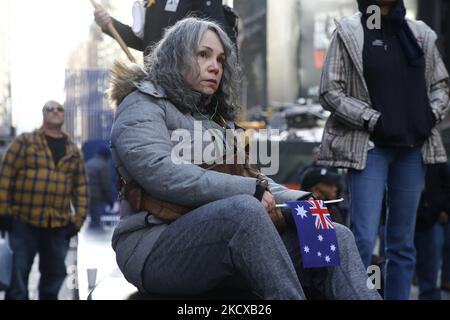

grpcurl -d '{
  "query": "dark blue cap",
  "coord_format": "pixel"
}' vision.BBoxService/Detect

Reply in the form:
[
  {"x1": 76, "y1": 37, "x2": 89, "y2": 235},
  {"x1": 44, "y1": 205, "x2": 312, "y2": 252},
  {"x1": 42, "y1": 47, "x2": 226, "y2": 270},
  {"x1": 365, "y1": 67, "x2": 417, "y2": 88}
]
[
  {"x1": 97, "y1": 143, "x2": 111, "y2": 158},
  {"x1": 301, "y1": 167, "x2": 341, "y2": 190}
]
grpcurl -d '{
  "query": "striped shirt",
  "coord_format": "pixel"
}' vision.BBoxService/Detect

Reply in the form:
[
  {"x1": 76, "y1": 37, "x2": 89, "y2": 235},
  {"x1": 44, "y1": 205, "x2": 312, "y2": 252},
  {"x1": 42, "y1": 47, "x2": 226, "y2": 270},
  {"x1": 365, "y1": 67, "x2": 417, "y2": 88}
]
[{"x1": 0, "y1": 127, "x2": 88, "y2": 229}]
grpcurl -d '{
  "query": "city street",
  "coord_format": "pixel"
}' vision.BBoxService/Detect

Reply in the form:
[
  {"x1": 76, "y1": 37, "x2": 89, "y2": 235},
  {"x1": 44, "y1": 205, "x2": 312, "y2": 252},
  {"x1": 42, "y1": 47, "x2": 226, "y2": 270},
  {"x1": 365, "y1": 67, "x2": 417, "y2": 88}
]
[
  {"x1": 0, "y1": 0, "x2": 450, "y2": 302},
  {"x1": 76, "y1": 221, "x2": 120, "y2": 300},
  {"x1": 0, "y1": 237, "x2": 77, "y2": 300},
  {"x1": 0, "y1": 216, "x2": 121, "y2": 300}
]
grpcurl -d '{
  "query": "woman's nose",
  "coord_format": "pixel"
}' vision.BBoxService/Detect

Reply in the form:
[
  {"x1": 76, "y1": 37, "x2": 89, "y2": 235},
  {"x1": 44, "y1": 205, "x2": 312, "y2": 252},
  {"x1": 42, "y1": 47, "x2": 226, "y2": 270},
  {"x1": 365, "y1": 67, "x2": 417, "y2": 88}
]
[{"x1": 208, "y1": 60, "x2": 220, "y2": 73}]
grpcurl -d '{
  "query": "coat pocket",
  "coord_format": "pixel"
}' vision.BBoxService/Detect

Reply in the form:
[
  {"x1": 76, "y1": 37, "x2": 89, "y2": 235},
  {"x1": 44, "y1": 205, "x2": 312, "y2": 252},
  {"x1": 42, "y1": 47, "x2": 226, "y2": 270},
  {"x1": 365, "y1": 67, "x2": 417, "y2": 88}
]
[{"x1": 326, "y1": 127, "x2": 354, "y2": 162}]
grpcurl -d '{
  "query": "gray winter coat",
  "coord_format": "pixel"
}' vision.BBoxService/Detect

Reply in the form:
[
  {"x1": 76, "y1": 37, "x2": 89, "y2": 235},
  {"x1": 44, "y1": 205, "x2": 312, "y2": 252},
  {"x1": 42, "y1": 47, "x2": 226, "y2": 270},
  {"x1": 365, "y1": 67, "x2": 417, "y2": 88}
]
[
  {"x1": 109, "y1": 77, "x2": 310, "y2": 292},
  {"x1": 318, "y1": 13, "x2": 450, "y2": 170}
]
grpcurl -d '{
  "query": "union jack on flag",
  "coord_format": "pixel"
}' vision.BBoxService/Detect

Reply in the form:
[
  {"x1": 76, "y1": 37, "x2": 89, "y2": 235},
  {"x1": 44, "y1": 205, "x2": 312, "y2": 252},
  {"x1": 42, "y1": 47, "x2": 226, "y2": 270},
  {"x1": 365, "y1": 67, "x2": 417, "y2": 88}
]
[
  {"x1": 287, "y1": 200, "x2": 340, "y2": 268},
  {"x1": 309, "y1": 200, "x2": 334, "y2": 230}
]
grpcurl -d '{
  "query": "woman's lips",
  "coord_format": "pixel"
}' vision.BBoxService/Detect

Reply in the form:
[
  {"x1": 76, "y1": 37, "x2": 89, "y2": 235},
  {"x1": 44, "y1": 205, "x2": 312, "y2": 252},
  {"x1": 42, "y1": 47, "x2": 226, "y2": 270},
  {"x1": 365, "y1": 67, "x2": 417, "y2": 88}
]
[{"x1": 203, "y1": 79, "x2": 218, "y2": 88}]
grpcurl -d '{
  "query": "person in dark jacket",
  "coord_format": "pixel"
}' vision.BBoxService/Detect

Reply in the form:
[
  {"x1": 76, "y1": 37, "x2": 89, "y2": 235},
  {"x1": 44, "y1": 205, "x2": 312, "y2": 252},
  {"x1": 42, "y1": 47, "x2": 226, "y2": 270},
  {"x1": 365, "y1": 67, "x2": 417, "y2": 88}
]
[
  {"x1": 318, "y1": 0, "x2": 449, "y2": 299},
  {"x1": 414, "y1": 163, "x2": 450, "y2": 299},
  {"x1": 300, "y1": 166, "x2": 347, "y2": 225},
  {"x1": 297, "y1": 148, "x2": 349, "y2": 226},
  {"x1": 94, "y1": 0, "x2": 239, "y2": 57},
  {"x1": 85, "y1": 143, "x2": 113, "y2": 229}
]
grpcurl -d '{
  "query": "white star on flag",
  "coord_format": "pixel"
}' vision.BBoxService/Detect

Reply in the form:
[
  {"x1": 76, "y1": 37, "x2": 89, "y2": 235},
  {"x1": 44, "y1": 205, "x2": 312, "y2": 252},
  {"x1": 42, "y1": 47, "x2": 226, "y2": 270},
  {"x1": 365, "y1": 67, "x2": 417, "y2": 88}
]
[
  {"x1": 304, "y1": 246, "x2": 310, "y2": 254},
  {"x1": 325, "y1": 256, "x2": 331, "y2": 263},
  {"x1": 318, "y1": 234, "x2": 324, "y2": 242},
  {"x1": 295, "y1": 205, "x2": 308, "y2": 219},
  {"x1": 317, "y1": 251, "x2": 322, "y2": 257},
  {"x1": 330, "y1": 244, "x2": 336, "y2": 252}
]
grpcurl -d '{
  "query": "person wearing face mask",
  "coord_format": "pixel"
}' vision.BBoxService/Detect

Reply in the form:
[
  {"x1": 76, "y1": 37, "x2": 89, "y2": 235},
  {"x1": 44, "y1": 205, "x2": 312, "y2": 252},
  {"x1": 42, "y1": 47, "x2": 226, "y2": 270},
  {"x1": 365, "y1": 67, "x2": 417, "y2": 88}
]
[
  {"x1": 107, "y1": 17, "x2": 381, "y2": 300},
  {"x1": 318, "y1": 0, "x2": 450, "y2": 299}
]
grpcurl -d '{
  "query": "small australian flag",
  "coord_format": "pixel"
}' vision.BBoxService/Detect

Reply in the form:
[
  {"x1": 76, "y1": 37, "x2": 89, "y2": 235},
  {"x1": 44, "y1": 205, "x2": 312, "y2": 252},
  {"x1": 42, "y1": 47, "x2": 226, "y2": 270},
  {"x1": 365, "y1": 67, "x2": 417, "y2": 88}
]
[{"x1": 287, "y1": 200, "x2": 340, "y2": 268}]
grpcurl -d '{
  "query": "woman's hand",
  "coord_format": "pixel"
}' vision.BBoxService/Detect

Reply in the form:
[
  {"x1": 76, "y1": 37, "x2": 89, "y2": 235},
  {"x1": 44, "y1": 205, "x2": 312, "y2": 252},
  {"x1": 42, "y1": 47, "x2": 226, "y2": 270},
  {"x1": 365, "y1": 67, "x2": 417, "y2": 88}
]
[
  {"x1": 260, "y1": 191, "x2": 286, "y2": 232},
  {"x1": 268, "y1": 207, "x2": 287, "y2": 232},
  {"x1": 94, "y1": 8, "x2": 112, "y2": 29},
  {"x1": 261, "y1": 191, "x2": 276, "y2": 213}
]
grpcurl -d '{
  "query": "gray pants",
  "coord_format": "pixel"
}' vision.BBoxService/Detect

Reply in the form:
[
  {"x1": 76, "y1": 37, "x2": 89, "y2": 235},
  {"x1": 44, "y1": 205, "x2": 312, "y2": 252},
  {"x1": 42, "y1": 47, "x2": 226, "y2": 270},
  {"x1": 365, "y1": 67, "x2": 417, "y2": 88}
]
[{"x1": 142, "y1": 195, "x2": 381, "y2": 300}]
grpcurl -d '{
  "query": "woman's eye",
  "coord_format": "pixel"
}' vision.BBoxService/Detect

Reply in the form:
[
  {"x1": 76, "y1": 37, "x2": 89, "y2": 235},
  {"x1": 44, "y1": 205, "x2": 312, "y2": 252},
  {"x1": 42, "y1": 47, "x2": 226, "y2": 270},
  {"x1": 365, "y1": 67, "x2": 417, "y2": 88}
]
[
  {"x1": 199, "y1": 51, "x2": 208, "y2": 58},
  {"x1": 218, "y1": 57, "x2": 225, "y2": 64}
]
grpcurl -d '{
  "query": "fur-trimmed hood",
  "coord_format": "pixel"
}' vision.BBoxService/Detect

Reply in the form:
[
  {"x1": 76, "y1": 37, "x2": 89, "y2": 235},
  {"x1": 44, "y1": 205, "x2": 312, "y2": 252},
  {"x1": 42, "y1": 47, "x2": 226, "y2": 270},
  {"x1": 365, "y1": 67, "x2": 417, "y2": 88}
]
[
  {"x1": 107, "y1": 61, "x2": 148, "y2": 107},
  {"x1": 108, "y1": 60, "x2": 239, "y2": 121}
]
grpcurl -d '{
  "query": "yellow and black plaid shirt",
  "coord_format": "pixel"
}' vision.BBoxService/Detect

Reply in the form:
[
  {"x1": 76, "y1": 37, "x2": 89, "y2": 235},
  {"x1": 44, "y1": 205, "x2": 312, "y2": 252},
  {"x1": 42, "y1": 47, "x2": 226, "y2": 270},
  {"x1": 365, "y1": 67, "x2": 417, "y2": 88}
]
[{"x1": 0, "y1": 128, "x2": 88, "y2": 229}]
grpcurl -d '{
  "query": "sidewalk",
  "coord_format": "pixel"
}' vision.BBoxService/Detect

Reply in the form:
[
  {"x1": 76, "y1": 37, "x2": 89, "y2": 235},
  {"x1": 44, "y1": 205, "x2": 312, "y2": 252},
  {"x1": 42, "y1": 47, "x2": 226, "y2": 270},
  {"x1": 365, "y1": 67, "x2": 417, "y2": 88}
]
[{"x1": 76, "y1": 223, "x2": 118, "y2": 300}]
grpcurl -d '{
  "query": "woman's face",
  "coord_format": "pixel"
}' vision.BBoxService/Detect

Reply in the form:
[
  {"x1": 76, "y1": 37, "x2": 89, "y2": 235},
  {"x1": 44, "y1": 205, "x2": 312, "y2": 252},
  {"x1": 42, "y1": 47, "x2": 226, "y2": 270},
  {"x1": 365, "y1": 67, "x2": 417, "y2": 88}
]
[{"x1": 186, "y1": 30, "x2": 225, "y2": 96}]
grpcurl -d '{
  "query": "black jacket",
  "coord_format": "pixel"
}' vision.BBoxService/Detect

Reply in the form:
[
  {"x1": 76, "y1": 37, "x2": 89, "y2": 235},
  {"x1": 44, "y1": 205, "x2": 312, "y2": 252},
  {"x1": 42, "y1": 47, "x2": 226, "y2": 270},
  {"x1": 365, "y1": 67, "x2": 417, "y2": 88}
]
[
  {"x1": 104, "y1": 0, "x2": 238, "y2": 56},
  {"x1": 416, "y1": 163, "x2": 450, "y2": 231},
  {"x1": 362, "y1": 17, "x2": 435, "y2": 148}
]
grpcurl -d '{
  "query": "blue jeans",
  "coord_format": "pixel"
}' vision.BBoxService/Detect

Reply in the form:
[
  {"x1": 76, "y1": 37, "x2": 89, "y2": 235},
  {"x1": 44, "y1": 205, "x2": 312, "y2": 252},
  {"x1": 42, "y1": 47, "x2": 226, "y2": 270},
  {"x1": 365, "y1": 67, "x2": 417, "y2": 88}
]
[
  {"x1": 89, "y1": 200, "x2": 106, "y2": 228},
  {"x1": 5, "y1": 220, "x2": 70, "y2": 300},
  {"x1": 348, "y1": 146, "x2": 424, "y2": 300}
]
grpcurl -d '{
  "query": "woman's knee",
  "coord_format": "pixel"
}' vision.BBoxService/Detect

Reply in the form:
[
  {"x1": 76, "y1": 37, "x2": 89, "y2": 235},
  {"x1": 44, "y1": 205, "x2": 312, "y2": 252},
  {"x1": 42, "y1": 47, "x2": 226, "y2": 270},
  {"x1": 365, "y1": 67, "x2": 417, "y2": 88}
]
[
  {"x1": 229, "y1": 195, "x2": 269, "y2": 220},
  {"x1": 213, "y1": 195, "x2": 274, "y2": 233}
]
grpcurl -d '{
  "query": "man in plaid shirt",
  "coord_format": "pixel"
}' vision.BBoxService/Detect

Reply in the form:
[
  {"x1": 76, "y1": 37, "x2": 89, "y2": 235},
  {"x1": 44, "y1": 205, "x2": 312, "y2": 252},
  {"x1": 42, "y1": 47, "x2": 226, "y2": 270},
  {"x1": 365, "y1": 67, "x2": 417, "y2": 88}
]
[{"x1": 0, "y1": 100, "x2": 88, "y2": 300}]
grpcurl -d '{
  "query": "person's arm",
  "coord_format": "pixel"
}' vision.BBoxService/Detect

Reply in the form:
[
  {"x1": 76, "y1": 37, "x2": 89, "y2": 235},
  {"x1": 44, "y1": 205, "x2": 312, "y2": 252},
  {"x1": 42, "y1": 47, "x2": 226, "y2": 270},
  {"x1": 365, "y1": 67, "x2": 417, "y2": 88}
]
[
  {"x1": 71, "y1": 152, "x2": 89, "y2": 231},
  {"x1": 94, "y1": 8, "x2": 144, "y2": 52},
  {"x1": 0, "y1": 135, "x2": 26, "y2": 217},
  {"x1": 266, "y1": 178, "x2": 311, "y2": 204},
  {"x1": 112, "y1": 97, "x2": 258, "y2": 208},
  {"x1": 265, "y1": 177, "x2": 312, "y2": 230},
  {"x1": 319, "y1": 30, "x2": 381, "y2": 132},
  {"x1": 427, "y1": 31, "x2": 450, "y2": 126},
  {"x1": 106, "y1": 18, "x2": 145, "y2": 52}
]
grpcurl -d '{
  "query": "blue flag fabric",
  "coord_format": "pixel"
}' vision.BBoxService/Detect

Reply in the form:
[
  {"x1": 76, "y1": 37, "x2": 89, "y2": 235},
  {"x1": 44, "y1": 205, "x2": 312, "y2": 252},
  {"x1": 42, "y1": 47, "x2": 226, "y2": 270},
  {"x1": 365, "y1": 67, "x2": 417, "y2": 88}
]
[{"x1": 287, "y1": 200, "x2": 341, "y2": 268}]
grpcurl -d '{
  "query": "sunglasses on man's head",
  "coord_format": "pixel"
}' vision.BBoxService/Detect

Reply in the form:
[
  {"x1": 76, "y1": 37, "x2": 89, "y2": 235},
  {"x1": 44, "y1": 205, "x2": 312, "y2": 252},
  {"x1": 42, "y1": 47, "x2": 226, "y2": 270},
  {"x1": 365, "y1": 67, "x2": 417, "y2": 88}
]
[{"x1": 44, "y1": 106, "x2": 64, "y2": 113}]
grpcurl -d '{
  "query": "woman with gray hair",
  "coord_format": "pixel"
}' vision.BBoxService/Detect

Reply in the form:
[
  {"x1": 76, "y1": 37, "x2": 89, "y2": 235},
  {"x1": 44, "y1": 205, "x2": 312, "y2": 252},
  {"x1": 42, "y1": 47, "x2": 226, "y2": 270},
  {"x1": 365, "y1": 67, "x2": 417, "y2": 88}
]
[{"x1": 109, "y1": 17, "x2": 380, "y2": 300}]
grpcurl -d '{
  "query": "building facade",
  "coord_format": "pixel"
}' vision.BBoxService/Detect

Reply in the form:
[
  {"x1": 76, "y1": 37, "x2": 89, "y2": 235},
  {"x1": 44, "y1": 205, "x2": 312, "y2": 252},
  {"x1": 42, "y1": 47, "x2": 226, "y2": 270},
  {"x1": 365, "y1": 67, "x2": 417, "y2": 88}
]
[
  {"x1": 64, "y1": 0, "x2": 139, "y2": 146},
  {"x1": 0, "y1": 0, "x2": 14, "y2": 158},
  {"x1": 64, "y1": 69, "x2": 113, "y2": 146}
]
